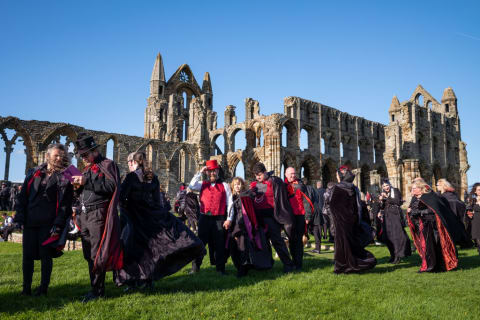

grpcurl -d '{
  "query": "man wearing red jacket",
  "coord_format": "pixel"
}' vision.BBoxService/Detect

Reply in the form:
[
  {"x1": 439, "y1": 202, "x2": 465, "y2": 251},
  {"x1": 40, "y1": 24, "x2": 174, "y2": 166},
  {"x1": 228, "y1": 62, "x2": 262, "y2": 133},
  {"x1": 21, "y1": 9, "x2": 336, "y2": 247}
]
[
  {"x1": 188, "y1": 160, "x2": 233, "y2": 275},
  {"x1": 285, "y1": 167, "x2": 313, "y2": 270}
]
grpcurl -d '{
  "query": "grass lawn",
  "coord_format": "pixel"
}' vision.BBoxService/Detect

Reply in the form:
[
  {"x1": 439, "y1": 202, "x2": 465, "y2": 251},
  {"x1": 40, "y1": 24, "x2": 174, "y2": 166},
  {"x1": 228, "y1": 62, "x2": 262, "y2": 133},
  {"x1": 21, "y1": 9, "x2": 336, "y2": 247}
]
[{"x1": 1, "y1": 238, "x2": 480, "y2": 320}]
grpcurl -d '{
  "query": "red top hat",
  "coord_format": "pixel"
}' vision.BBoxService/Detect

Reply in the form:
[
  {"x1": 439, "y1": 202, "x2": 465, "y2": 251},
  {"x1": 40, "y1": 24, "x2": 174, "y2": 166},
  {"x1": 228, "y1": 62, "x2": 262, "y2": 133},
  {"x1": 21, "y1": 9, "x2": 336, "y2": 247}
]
[{"x1": 206, "y1": 160, "x2": 220, "y2": 170}]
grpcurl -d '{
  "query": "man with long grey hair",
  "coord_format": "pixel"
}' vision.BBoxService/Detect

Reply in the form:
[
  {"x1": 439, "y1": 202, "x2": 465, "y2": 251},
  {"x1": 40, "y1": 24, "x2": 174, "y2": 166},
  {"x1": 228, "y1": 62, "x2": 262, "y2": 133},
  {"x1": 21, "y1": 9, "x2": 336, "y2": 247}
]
[{"x1": 14, "y1": 143, "x2": 74, "y2": 296}]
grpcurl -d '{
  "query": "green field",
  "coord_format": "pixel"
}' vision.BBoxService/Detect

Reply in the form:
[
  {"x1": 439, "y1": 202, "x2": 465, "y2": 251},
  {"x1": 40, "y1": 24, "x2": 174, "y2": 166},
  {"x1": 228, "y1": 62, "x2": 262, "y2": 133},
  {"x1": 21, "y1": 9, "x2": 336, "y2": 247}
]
[{"x1": 1, "y1": 238, "x2": 479, "y2": 320}]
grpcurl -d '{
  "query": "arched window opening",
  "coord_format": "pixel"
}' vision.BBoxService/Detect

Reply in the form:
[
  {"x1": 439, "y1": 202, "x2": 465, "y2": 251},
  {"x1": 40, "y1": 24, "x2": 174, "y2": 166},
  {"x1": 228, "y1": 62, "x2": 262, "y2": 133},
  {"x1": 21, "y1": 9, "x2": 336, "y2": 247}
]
[
  {"x1": 183, "y1": 120, "x2": 188, "y2": 141},
  {"x1": 391, "y1": 115, "x2": 395, "y2": 122},
  {"x1": 183, "y1": 92, "x2": 188, "y2": 109},
  {"x1": 373, "y1": 146, "x2": 376, "y2": 163},
  {"x1": 426, "y1": 101, "x2": 432, "y2": 109},
  {"x1": 281, "y1": 126, "x2": 287, "y2": 148},
  {"x1": 357, "y1": 146, "x2": 361, "y2": 161},
  {"x1": 0, "y1": 128, "x2": 27, "y2": 182},
  {"x1": 340, "y1": 142, "x2": 344, "y2": 158},
  {"x1": 106, "y1": 139, "x2": 114, "y2": 161},
  {"x1": 321, "y1": 138, "x2": 325, "y2": 154},
  {"x1": 257, "y1": 128, "x2": 264, "y2": 147},
  {"x1": 416, "y1": 94, "x2": 424, "y2": 107},
  {"x1": 280, "y1": 163, "x2": 285, "y2": 180},
  {"x1": 445, "y1": 104, "x2": 450, "y2": 113},
  {"x1": 300, "y1": 129, "x2": 308, "y2": 150},
  {"x1": 233, "y1": 129, "x2": 246, "y2": 151},
  {"x1": 213, "y1": 135, "x2": 224, "y2": 155},
  {"x1": 234, "y1": 161, "x2": 245, "y2": 179}
]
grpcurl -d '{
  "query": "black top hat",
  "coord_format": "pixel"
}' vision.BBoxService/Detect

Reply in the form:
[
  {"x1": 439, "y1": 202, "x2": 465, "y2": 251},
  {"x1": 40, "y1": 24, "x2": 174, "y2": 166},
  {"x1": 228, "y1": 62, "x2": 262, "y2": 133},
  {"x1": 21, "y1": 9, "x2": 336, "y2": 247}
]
[{"x1": 74, "y1": 133, "x2": 98, "y2": 156}]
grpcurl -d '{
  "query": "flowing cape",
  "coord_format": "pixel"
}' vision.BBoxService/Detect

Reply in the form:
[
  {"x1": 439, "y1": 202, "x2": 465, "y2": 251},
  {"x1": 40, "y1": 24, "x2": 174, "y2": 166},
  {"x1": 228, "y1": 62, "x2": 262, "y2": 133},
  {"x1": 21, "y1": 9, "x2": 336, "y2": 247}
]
[
  {"x1": 329, "y1": 182, "x2": 376, "y2": 273},
  {"x1": 269, "y1": 175, "x2": 294, "y2": 236},
  {"x1": 407, "y1": 192, "x2": 467, "y2": 271},
  {"x1": 94, "y1": 159, "x2": 124, "y2": 272}
]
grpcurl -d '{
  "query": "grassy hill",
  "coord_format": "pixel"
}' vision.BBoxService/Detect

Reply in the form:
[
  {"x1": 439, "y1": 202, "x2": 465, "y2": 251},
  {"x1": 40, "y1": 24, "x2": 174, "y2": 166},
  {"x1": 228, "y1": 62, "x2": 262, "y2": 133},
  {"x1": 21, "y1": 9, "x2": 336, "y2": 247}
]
[{"x1": 1, "y1": 240, "x2": 480, "y2": 320}]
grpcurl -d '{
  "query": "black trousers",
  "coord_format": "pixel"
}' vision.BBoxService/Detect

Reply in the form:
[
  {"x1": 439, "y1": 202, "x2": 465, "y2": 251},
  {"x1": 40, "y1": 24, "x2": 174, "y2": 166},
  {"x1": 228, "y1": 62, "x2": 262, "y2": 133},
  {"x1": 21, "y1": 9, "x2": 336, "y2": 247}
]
[
  {"x1": 22, "y1": 226, "x2": 53, "y2": 291},
  {"x1": 78, "y1": 207, "x2": 107, "y2": 295},
  {"x1": 289, "y1": 215, "x2": 305, "y2": 269},
  {"x1": 192, "y1": 215, "x2": 226, "y2": 272},
  {"x1": 262, "y1": 215, "x2": 294, "y2": 271},
  {"x1": 312, "y1": 224, "x2": 322, "y2": 251}
]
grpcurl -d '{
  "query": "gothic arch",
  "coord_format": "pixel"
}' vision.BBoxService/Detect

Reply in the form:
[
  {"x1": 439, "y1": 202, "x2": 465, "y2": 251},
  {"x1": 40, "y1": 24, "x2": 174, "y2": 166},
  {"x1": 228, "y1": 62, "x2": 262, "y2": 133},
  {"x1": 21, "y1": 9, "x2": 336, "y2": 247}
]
[
  {"x1": 300, "y1": 155, "x2": 320, "y2": 185},
  {"x1": 322, "y1": 158, "x2": 337, "y2": 185}
]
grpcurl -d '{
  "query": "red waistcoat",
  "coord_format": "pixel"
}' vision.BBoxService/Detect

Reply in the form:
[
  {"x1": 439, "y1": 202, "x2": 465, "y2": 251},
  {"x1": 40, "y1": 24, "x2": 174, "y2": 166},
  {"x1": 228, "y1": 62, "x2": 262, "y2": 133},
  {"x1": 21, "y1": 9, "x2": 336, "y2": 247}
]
[{"x1": 200, "y1": 181, "x2": 227, "y2": 216}]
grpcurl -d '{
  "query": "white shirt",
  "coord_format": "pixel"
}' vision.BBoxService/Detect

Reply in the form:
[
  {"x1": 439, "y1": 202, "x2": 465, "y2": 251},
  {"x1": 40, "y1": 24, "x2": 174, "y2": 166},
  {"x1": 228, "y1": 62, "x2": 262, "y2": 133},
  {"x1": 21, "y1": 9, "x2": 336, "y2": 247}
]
[{"x1": 188, "y1": 172, "x2": 234, "y2": 221}]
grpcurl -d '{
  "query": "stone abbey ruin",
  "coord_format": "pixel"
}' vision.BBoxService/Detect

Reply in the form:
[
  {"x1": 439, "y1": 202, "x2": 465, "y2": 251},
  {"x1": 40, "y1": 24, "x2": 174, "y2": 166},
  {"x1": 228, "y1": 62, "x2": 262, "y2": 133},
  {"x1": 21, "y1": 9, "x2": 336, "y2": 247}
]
[{"x1": 0, "y1": 53, "x2": 470, "y2": 200}]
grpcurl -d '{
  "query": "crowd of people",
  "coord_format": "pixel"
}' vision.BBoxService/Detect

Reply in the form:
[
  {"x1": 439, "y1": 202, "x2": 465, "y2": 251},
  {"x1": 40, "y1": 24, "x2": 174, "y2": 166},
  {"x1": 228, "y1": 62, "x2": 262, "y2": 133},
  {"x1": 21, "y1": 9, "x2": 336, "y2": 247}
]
[{"x1": 2, "y1": 132, "x2": 479, "y2": 302}]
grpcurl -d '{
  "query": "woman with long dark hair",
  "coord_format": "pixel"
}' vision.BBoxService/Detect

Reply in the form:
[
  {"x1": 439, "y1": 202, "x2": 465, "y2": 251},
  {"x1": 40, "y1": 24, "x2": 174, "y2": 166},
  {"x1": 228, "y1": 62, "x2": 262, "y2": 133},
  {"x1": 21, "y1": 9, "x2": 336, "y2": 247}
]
[
  {"x1": 466, "y1": 183, "x2": 480, "y2": 255},
  {"x1": 114, "y1": 152, "x2": 205, "y2": 289}
]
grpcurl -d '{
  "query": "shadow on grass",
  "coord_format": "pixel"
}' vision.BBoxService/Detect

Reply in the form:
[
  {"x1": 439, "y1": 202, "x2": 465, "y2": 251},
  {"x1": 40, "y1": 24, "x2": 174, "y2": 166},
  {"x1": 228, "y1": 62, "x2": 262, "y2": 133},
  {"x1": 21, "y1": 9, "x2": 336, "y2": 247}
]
[{"x1": 0, "y1": 255, "x2": 335, "y2": 314}]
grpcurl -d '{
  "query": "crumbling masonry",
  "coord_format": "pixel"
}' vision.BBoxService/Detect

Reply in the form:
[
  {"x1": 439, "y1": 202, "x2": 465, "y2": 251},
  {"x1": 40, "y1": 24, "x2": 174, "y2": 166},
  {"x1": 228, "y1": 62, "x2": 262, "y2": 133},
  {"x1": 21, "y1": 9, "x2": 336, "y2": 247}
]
[{"x1": 0, "y1": 53, "x2": 470, "y2": 201}]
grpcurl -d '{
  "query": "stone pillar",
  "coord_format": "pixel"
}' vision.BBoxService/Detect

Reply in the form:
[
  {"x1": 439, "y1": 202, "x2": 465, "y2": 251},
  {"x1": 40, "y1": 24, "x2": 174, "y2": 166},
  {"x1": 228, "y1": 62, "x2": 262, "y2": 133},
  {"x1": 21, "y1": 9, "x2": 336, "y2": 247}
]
[{"x1": 3, "y1": 144, "x2": 13, "y2": 181}]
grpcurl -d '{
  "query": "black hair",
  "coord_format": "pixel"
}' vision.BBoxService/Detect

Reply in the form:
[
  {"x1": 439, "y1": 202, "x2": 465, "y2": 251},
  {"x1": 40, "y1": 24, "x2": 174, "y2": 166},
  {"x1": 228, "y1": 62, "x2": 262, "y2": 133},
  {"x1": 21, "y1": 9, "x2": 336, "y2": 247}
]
[{"x1": 252, "y1": 162, "x2": 267, "y2": 175}]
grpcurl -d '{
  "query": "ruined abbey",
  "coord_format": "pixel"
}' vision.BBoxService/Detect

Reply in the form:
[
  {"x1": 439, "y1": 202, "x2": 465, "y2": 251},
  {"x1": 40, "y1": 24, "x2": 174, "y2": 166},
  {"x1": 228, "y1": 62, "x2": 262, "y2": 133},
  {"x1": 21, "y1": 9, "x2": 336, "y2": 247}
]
[{"x1": 0, "y1": 53, "x2": 470, "y2": 200}]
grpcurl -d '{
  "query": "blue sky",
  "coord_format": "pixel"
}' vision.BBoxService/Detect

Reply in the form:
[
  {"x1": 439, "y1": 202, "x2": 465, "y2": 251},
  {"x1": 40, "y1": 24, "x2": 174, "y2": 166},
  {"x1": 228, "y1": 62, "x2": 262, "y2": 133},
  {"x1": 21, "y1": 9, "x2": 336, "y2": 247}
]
[{"x1": 0, "y1": 0, "x2": 479, "y2": 184}]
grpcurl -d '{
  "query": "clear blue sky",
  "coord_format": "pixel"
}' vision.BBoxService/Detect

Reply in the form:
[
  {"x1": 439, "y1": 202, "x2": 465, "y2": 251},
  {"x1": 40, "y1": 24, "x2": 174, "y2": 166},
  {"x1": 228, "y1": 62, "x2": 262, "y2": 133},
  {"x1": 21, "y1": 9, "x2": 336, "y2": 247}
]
[{"x1": 0, "y1": 0, "x2": 479, "y2": 184}]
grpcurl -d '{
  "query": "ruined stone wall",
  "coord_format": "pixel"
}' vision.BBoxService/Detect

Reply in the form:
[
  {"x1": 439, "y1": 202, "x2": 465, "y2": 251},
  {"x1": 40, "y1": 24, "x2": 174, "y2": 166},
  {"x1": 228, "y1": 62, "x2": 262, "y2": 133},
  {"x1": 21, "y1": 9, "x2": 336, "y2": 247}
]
[
  {"x1": 0, "y1": 116, "x2": 200, "y2": 197},
  {"x1": 0, "y1": 54, "x2": 469, "y2": 203}
]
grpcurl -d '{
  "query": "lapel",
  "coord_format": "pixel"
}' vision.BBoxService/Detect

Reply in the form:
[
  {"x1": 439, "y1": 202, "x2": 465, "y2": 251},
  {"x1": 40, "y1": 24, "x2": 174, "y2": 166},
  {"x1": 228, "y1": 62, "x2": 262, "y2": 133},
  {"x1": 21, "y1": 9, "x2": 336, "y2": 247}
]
[{"x1": 29, "y1": 173, "x2": 43, "y2": 201}]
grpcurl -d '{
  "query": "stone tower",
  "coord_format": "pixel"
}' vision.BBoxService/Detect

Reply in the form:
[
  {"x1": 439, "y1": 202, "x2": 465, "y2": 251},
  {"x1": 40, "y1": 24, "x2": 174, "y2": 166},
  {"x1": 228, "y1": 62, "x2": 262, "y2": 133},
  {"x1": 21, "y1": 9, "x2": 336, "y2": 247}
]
[
  {"x1": 384, "y1": 85, "x2": 469, "y2": 200},
  {"x1": 144, "y1": 53, "x2": 214, "y2": 144}
]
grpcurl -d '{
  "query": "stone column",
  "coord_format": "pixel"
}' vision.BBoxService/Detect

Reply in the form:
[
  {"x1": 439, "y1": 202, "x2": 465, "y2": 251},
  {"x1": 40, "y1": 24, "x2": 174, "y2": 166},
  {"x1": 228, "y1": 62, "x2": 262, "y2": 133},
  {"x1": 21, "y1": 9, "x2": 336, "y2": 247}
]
[{"x1": 3, "y1": 144, "x2": 13, "y2": 181}]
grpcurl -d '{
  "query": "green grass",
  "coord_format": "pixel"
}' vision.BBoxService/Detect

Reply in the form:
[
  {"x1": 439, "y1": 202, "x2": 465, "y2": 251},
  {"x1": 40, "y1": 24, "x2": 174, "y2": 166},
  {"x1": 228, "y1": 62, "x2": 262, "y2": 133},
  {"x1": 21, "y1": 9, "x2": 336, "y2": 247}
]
[{"x1": 1, "y1": 239, "x2": 480, "y2": 320}]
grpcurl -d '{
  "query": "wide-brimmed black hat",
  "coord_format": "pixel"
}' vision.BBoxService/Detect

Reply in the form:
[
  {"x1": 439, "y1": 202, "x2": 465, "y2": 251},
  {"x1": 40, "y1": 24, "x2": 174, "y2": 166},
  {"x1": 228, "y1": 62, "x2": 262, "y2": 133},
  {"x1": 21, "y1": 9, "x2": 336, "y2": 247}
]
[{"x1": 74, "y1": 133, "x2": 98, "y2": 156}]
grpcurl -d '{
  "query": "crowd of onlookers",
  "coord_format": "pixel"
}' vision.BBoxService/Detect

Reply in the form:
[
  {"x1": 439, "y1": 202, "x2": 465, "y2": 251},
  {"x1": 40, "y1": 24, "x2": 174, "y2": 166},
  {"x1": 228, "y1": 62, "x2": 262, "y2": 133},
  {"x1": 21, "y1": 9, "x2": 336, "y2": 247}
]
[{"x1": 0, "y1": 181, "x2": 21, "y2": 241}]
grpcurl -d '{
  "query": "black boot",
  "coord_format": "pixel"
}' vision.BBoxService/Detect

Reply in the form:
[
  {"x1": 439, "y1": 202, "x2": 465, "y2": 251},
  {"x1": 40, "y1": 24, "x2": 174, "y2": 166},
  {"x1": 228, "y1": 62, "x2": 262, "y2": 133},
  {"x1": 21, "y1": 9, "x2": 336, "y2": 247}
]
[{"x1": 34, "y1": 285, "x2": 48, "y2": 296}]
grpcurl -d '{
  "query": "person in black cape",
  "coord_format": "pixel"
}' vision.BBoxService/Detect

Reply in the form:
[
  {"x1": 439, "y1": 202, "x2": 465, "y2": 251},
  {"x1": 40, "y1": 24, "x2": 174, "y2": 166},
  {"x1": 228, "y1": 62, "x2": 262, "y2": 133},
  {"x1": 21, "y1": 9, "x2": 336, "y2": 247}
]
[
  {"x1": 114, "y1": 152, "x2": 205, "y2": 288},
  {"x1": 377, "y1": 179, "x2": 411, "y2": 264},
  {"x1": 225, "y1": 177, "x2": 273, "y2": 277},
  {"x1": 72, "y1": 133, "x2": 124, "y2": 302},
  {"x1": 466, "y1": 183, "x2": 480, "y2": 255},
  {"x1": 14, "y1": 143, "x2": 73, "y2": 296},
  {"x1": 326, "y1": 165, "x2": 376, "y2": 274},
  {"x1": 249, "y1": 162, "x2": 296, "y2": 273},
  {"x1": 407, "y1": 178, "x2": 468, "y2": 272}
]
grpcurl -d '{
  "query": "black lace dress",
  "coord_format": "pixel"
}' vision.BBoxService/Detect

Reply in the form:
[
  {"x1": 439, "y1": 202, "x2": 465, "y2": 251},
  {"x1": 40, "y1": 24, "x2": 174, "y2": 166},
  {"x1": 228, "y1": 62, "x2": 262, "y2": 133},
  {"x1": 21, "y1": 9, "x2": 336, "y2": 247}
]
[{"x1": 114, "y1": 171, "x2": 205, "y2": 286}]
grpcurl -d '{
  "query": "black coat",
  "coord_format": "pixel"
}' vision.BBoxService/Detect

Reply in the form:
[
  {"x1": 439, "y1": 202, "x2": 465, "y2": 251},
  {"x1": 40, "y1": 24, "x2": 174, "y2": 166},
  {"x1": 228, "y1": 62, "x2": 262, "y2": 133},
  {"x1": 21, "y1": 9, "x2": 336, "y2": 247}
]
[{"x1": 14, "y1": 164, "x2": 73, "y2": 229}]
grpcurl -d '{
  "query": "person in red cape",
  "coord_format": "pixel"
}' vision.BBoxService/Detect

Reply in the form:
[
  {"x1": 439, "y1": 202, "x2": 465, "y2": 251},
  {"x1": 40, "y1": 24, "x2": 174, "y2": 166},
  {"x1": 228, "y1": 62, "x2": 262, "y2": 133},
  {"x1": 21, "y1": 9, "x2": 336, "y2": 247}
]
[
  {"x1": 188, "y1": 159, "x2": 233, "y2": 275},
  {"x1": 284, "y1": 167, "x2": 313, "y2": 270},
  {"x1": 72, "y1": 133, "x2": 123, "y2": 302},
  {"x1": 14, "y1": 143, "x2": 73, "y2": 296},
  {"x1": 407, "y1": 178, "x2": 468, "y2": 272},
  {"x1": 250, "y1": 162, "x2": 296, "y2": 273}
]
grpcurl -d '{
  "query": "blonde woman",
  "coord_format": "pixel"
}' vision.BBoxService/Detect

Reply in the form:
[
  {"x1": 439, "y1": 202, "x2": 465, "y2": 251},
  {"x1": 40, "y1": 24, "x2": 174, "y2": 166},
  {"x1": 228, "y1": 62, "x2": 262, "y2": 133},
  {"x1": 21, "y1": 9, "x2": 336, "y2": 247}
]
[
  {"x1": 228, "y1": 177, "x2": 273, "y2": 277},
  {"x1": 407, "y1": 178, "x2": 467, "y2": 272}
]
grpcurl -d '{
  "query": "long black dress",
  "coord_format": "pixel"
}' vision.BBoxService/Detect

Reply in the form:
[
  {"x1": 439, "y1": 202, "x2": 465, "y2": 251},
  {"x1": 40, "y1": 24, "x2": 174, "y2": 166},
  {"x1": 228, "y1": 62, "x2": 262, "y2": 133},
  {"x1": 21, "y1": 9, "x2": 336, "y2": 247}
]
[
  {"x1": 327, "y1": 177, "x2": 376, "y2": 274},
  {"x1": 114, "y1": 171, "x2": 205, "y2": 286},
  {"x1": 228, "y1": 194, "x2": 273, "y2": 276},
  {"x1": 379, "y1": 188, "x2": 411, "y2": 262}
]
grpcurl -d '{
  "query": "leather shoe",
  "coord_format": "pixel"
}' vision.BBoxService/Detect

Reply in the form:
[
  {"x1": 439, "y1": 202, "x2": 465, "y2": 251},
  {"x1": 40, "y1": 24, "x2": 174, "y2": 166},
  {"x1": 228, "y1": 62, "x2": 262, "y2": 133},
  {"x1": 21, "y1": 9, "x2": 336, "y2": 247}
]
[
  {"x1": 311, "y1": 249, "x2": 320, "y2": 254},
  {"x1": 20, "y1": 289, "x2": 31, "y2": 296}
]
